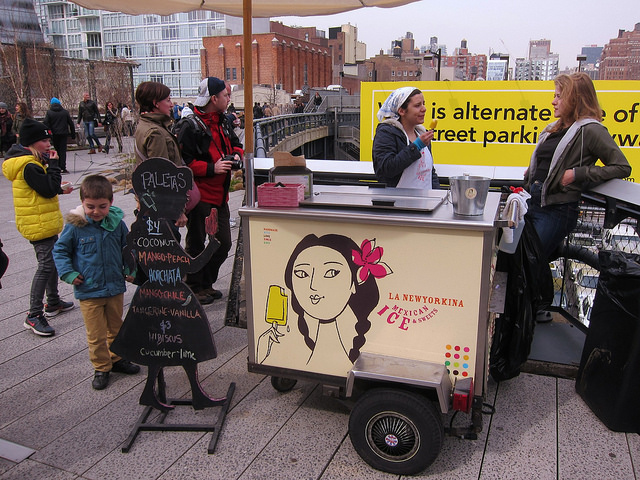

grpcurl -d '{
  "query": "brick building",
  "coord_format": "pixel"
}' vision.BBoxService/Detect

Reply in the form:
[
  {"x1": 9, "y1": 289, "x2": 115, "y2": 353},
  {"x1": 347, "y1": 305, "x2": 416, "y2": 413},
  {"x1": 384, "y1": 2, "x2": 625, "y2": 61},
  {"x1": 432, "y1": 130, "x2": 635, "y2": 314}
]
[
  {"x1": 363, "y1": 53, "x2": 424, "y2": 83},
  {"x1": 599, "y1": 23, "x2": 640, "y2": 80},
  {"x1": 201, "y1": 22, "x2": 332, "y2": 95},
  {"x1": 440, "y1": 39, "x2": 487, "y2": 81}
]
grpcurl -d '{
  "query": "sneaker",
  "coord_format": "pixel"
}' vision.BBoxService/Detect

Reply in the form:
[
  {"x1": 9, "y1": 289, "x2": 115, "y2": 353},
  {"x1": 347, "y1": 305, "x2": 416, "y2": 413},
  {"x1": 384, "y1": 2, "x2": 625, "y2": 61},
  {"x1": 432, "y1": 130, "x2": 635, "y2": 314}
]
[
  {"x1": 92, "y1": 371, "x2": 109, "y2": 390},
  {"x1": 97, "y1": 145, "x2": 103, "y2": 153},
  {"x1": 44, "y1": 300, "x2": 75, "y2": 318},
  {"x1": 535, "y1": 310, "x2": 553, "y2": 323},
  {"x1": 61, "y1": 169, "x2": 70, "y2": 174},
  {"x1": 88, "y1": 149, "x2": 96, "y2": 154},
  {"x1": 111, "y1": 359, "x2": 140, "y2": 375},
  {"x1": 195, "y1": 291, "x2": 214, "y2": 305},
  {"x1": 202, "y1": 288, "x2": 223, "y2": 300},
  {"x1": 24, "y1": 313, "x2": 55, "y2": 336}
]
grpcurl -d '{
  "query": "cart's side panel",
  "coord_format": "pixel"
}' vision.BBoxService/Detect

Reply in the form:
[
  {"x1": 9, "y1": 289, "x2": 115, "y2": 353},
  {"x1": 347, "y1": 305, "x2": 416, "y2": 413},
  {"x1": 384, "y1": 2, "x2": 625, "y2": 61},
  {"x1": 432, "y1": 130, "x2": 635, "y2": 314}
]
[{"x1": 241, "y1": 204, "x2": 498, "y2": 391}]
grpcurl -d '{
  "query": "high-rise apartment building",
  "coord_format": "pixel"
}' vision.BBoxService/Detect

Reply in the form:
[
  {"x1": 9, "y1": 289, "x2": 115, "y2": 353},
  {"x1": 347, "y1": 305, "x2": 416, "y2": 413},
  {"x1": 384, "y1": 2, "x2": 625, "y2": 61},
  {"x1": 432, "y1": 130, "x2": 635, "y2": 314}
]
[
  {"x1": 486, "y1": 54, "x2": 508, "y2": 81},
  {"x1": 514, "y1": 39, "x2": 559, "y2": 81},
  {"x1": 33, "y1": 0, "x2": 270, "y2": 96},
  {"x1": 0, "y1": 0, "x2": 44, "y2": 45},
  {"x1": 599, "y1": 23, "x2": 640, "y2": 80},
  {"x1": 328, "y1": 24, "x2": 365, "y2": 85}
]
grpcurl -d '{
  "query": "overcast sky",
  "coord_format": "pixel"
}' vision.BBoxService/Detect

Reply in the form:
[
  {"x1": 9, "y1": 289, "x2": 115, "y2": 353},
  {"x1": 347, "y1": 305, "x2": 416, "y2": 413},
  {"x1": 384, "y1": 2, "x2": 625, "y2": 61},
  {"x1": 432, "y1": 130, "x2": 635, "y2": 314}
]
[{"x1": 274, "y1": 0, "x2": 638, "y2": 69}]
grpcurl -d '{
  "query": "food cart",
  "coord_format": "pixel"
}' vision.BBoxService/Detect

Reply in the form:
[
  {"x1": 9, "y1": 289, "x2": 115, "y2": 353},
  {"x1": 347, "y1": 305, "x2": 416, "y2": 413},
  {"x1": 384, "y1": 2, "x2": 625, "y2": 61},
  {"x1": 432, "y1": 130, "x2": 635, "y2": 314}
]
[{"x1": 240, "y1": 184, "x2": 501, "y2": 474}]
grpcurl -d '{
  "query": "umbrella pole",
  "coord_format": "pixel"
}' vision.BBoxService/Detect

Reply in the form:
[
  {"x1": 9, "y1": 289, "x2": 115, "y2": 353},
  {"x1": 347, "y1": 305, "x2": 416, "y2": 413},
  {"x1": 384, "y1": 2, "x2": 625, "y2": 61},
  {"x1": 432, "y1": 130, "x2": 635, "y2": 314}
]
[
  {"x1": 243, "y1": 0, "x2": 253, "y2": 156},
  {"x1": 243, "y1": 0, "x2": 255, "y2": 207}
]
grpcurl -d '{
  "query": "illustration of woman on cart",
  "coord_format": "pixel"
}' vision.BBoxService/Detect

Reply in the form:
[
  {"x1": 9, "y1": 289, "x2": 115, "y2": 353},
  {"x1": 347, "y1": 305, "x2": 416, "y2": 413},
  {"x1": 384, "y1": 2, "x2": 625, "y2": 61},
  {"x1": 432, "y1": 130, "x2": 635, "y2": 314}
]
[{"x1": 257, "y1": 234, "x2": 391, "y2": 371}]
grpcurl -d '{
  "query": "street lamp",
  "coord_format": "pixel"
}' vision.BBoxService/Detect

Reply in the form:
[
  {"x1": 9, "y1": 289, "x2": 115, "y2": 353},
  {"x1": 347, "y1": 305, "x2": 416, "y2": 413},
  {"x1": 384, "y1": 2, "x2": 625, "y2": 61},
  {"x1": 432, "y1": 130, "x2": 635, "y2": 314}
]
[
  {"x1": 499, "y1": 54, "x2": 509, "y2": 80},
  {"x1": 424, "y1": 48, "x2": 441, "y2": 81},
  {"x1": 577, "y1": 55, "x2": 587, "y2": 72}
]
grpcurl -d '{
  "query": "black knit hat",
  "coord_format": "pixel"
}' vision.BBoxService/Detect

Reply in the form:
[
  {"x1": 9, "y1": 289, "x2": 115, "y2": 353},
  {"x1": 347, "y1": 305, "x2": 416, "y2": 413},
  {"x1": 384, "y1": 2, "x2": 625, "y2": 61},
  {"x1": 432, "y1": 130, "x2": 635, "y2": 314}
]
[{"x1": 20, "y1": 118, "x2": 51, "y2": 146}]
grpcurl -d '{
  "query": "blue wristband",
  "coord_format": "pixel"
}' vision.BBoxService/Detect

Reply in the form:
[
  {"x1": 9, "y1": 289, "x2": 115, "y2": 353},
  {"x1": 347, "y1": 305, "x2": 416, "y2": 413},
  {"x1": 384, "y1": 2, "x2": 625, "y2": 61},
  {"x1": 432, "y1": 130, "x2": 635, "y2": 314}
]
[{"x1": 413, "y1": 137, "x2": 426, "y2": 150}]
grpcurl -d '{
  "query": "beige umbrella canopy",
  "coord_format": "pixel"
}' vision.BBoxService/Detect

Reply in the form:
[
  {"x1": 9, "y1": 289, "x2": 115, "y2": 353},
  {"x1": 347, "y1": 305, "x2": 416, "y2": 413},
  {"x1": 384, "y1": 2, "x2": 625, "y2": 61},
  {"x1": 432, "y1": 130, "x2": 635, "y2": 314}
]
[
  {"x1": 71, "y1": 0, "x2": 417, "y2": 17},
  {"x1": 73, "y1": 0, "x2": 420, "y2": 151}
]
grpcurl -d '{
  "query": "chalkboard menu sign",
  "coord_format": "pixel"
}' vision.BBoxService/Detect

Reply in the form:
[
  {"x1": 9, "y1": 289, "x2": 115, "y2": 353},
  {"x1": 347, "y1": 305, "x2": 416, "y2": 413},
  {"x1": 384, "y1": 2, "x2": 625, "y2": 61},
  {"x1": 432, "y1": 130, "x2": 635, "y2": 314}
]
[{"x1": 111, "y1": 158, "x2": 221, "y2": 411}]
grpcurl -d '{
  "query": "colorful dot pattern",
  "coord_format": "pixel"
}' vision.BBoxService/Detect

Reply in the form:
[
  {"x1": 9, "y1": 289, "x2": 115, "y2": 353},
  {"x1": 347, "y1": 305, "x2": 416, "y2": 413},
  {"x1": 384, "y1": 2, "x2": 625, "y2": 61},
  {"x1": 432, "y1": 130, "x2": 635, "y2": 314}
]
[{"x1": 444, "y1": 344, "x2": 472, "y2": 377}]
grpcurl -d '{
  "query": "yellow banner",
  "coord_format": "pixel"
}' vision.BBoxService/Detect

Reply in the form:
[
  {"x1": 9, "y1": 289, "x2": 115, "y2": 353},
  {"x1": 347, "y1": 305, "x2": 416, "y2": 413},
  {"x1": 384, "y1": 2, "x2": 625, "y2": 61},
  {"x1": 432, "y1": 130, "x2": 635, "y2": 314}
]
[{"x1": 360, "y1": 80, "x2": 639, "y2": 182}]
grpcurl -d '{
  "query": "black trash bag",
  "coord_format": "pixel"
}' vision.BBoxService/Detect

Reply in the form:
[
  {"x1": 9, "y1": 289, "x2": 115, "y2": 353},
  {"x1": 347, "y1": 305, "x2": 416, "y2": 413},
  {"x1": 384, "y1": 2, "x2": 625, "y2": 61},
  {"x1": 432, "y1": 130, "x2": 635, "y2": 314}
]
[
  {"x1": 0, "y1": 239, "x2": 8, "y2": 289},
  {"x1": 490, "y1": 220, "x2": 553, "y2": 381},
  {"x1": 576, "y1": 250, "x2": 640, "y2": 433}
]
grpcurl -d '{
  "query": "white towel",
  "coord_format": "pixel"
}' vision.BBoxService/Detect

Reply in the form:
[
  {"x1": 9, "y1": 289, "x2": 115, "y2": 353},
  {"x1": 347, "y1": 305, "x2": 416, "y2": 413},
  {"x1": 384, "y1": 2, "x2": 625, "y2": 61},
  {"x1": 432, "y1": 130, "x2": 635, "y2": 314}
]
[{"x1": 501, "y1": 190, "x2": 531, "y2": 244}]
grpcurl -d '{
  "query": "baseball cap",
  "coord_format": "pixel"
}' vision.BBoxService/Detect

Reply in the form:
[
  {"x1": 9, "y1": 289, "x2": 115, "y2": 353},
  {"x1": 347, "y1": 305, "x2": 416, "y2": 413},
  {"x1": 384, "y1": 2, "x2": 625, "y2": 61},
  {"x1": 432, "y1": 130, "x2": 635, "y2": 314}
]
[{"x1": 194, "y1": 77, "x2": 226, "y2": 107}]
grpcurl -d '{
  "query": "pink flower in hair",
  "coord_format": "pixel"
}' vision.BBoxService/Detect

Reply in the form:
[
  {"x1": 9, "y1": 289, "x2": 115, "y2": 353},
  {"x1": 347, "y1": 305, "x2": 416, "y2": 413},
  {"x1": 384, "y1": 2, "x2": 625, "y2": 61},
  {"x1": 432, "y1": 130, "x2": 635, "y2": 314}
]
[{"x1": 352, "y1": 239, "x2": 392, "y2": 283}]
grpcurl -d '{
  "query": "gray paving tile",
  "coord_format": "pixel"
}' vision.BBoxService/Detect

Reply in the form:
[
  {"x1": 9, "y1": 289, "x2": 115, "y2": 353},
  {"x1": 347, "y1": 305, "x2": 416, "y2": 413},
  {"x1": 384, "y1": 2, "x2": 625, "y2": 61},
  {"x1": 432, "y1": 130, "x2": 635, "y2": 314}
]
[
  {"x1": 481, "y1": 373, "x2": 557, "y2": 480},
  {"x1": 237, "y1": 387, "x2": 350, "y2": 480},
  {"x1": 320, "y1": 439, "x2": 394, "y2": 480},
  {"x1": 156, "y1": 379, "x2": 316, "y2": 480},
  {"x1": 0, "y1": 350, "x2": 87, "y2": 429},
  {"x1": 0, "y1": 458, "x2": 77, "y2": 480},
  {"x1": 2, "y1": 364, "x2": 146, "y2": 449},
  {"x1": 629, "y1": 433, "x2": 639, "y2": 476},
  {"x1": 0, "y1": 327, "x2": 88, "y2": 393},
  {"x1": 557, "y1": 378, "x2": 635, "y2": 479},
  {"x1": 30, "y1": 387, "x2": 152, "y2": 476},
  {"x1": 0, "y1": 457, "x2": 14, "y2": 477}
]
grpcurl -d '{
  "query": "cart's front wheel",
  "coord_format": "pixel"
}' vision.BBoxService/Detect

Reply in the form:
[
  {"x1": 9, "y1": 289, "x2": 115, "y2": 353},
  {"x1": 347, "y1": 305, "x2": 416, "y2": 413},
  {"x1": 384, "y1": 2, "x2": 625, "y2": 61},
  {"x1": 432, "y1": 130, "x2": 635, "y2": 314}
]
[
  {"x1": 270, "y1": 376, "x2": 297, "y2": 392},
  {"x1": 349, "y1": 388, "x2": 444, "y2": 475}
]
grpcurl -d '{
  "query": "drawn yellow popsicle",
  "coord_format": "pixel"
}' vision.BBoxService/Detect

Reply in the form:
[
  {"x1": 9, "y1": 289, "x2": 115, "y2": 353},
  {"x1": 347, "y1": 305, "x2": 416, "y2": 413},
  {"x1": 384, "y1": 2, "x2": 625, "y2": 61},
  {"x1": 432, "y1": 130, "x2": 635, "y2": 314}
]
[
  {"x1": 265, "y1": 285, "x2": 288, "y2": 326},
  {"x1": 429, "y1": 119, "x2": 438, "y2": 130}
]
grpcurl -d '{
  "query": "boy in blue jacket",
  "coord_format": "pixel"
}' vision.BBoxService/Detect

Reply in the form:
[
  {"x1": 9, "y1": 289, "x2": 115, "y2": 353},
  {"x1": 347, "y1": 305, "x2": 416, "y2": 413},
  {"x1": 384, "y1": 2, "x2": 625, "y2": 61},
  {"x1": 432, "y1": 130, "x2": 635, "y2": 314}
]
[{"x1": 53, "y1": 175, "x2": 140, "y2": 390}]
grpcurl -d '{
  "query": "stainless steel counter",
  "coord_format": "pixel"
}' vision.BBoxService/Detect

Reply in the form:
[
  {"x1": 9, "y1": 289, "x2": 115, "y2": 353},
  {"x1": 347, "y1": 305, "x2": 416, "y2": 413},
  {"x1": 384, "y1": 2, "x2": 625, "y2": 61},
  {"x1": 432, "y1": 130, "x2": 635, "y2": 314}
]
[{"x1": 241, "y1": 185, "x2": 501, "y2": 232}]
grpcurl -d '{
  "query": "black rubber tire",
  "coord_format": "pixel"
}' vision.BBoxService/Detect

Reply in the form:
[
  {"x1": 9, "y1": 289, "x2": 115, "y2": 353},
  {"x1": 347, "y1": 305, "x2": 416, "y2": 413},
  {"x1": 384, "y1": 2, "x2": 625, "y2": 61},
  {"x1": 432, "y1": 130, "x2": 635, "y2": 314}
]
[
  {"x1": 349, "y1": 388, "x2": 444, "y2": 475},
  {"x1": 270, "y1": 376, "x2": 297, "y2": 392}
]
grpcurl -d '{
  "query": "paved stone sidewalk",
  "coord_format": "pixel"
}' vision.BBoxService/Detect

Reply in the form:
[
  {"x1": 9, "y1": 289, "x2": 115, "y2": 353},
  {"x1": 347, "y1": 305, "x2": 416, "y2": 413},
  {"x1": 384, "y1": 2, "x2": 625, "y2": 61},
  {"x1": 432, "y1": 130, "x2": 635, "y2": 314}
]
[{"x1": 0, "y1": 141, "x2": 637, "y2": 480}]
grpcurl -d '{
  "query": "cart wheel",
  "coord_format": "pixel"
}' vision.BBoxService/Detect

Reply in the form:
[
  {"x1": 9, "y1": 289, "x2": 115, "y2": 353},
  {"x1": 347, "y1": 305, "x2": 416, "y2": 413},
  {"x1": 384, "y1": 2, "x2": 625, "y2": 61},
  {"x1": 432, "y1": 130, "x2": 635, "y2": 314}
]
[
  {"x1": 349, "y1": 388, "x2": 444, "y2": 475},
  {"x1": 270, "y1": 376, "x2": 297, "y2": 392}
]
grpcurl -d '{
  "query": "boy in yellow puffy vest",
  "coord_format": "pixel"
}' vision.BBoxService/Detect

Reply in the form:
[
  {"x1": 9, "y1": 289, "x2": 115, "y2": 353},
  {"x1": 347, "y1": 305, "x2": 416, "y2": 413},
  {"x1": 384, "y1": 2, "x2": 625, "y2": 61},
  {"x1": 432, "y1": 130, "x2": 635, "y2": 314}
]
[{"x1": 2, "y1": 118, "x2": 74, "y2": 336}]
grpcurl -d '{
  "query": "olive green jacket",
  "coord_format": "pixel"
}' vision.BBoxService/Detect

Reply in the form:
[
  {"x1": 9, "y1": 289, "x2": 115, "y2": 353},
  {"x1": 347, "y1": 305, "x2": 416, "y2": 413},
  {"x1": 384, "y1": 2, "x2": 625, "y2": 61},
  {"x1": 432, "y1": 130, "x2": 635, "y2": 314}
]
[
  {"x1": 134, "y1": 112, "x2": 183, "y2": 166},
  {"x1": 524, "y1": 119, "x2": 631, "y2": 206}
]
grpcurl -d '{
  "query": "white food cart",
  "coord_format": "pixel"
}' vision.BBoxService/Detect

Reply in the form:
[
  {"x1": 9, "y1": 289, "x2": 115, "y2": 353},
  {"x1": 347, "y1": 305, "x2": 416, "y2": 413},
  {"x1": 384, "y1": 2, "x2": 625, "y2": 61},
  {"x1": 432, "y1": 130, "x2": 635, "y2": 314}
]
[{"x1": 240, "y1": 185, "x2": 501, "y2": 474}]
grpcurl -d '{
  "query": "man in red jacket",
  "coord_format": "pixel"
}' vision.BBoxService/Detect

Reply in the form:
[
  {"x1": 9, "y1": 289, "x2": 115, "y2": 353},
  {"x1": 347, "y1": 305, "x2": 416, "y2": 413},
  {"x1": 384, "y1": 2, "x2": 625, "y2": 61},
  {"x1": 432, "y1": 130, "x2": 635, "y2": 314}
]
[{"x1": 177, "y1": 77, "x2": 243, "y2": 304}]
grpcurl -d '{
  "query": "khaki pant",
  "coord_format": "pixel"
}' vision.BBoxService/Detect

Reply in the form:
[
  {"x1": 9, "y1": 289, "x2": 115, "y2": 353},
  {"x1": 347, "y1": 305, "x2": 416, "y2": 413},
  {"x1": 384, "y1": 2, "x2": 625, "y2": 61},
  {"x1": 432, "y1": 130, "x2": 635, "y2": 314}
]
[{"x1": 79, "y1": 294, "x2": 124, "y2": 372}]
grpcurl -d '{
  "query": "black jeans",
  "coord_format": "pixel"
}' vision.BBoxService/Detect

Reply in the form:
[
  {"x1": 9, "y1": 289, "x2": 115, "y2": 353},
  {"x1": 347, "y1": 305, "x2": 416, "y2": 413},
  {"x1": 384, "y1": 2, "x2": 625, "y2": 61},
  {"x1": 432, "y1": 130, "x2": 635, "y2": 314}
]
[
  {"x1": 29, "y1": 236, "x2": 61, "y2": 316},
  {"x1": 185, "y1": 201, "x2": 232, "y2": 292},
  {"x1": 51, "y1": 134, "x2": 69, "y2": 171},
  {"x1": 105, "y1": 125, "x2": 122, "y2": 152}
]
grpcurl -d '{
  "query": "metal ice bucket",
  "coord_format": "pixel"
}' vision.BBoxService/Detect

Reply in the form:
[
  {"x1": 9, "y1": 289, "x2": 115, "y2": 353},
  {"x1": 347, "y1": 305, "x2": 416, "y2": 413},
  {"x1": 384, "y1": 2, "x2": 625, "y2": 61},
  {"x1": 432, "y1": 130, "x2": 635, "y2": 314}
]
[{"x1": 449, "y1": 175, "x2": 491, "y2": 216}]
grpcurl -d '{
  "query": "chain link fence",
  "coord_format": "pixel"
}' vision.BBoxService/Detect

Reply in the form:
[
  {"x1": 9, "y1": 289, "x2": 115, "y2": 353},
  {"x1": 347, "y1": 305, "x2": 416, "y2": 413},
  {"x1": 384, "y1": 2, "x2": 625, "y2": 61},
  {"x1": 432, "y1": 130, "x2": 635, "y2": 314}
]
[{"x1": 553, "y1": 202, "x2": 639, "y2": 328}]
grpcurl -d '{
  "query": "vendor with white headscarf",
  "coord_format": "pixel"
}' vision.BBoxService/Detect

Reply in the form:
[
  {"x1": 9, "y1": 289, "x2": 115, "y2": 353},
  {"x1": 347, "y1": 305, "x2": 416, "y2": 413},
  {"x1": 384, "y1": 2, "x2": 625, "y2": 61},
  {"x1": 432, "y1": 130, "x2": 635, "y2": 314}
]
[{"x1": 372, "y1": 86, "x2": 439, "y2": 189}]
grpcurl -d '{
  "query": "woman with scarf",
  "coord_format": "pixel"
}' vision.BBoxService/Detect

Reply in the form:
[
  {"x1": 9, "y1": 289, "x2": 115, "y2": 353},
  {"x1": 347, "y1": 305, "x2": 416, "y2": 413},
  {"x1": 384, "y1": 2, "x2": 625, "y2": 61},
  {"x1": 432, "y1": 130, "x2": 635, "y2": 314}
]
[
  {"x1": 372, "y1": 86, "x2": 439, "y2": 189},
  {"x1": 103, "y1": 101, "x2": 123, "y2": 154}
]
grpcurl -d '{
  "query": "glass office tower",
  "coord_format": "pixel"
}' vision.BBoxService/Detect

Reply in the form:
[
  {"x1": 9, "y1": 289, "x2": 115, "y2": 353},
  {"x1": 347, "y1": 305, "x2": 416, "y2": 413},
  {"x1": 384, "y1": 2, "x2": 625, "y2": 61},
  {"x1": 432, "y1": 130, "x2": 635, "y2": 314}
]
[{"x1": 33, "y1": 1, "x2": 269, "y2": 96}]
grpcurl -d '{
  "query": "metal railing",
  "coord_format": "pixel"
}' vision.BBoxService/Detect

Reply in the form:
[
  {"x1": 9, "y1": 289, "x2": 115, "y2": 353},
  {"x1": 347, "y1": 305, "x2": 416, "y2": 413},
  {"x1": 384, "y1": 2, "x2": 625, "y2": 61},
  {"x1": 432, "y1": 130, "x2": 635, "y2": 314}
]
[
  {"x1": 253, "y1": 111, "x2": 360, "y2": 157},
  {"x1": 548, "y1": 182, "x2": 640, "y2": 330}
]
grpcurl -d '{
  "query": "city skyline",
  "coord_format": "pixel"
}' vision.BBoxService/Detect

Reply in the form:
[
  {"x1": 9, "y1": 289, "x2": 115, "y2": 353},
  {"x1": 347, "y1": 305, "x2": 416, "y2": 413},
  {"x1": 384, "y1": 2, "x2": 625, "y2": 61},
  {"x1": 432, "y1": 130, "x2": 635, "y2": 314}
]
[{"x1": 275, "y1": 0, "x2": 638, "y2": 69}]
